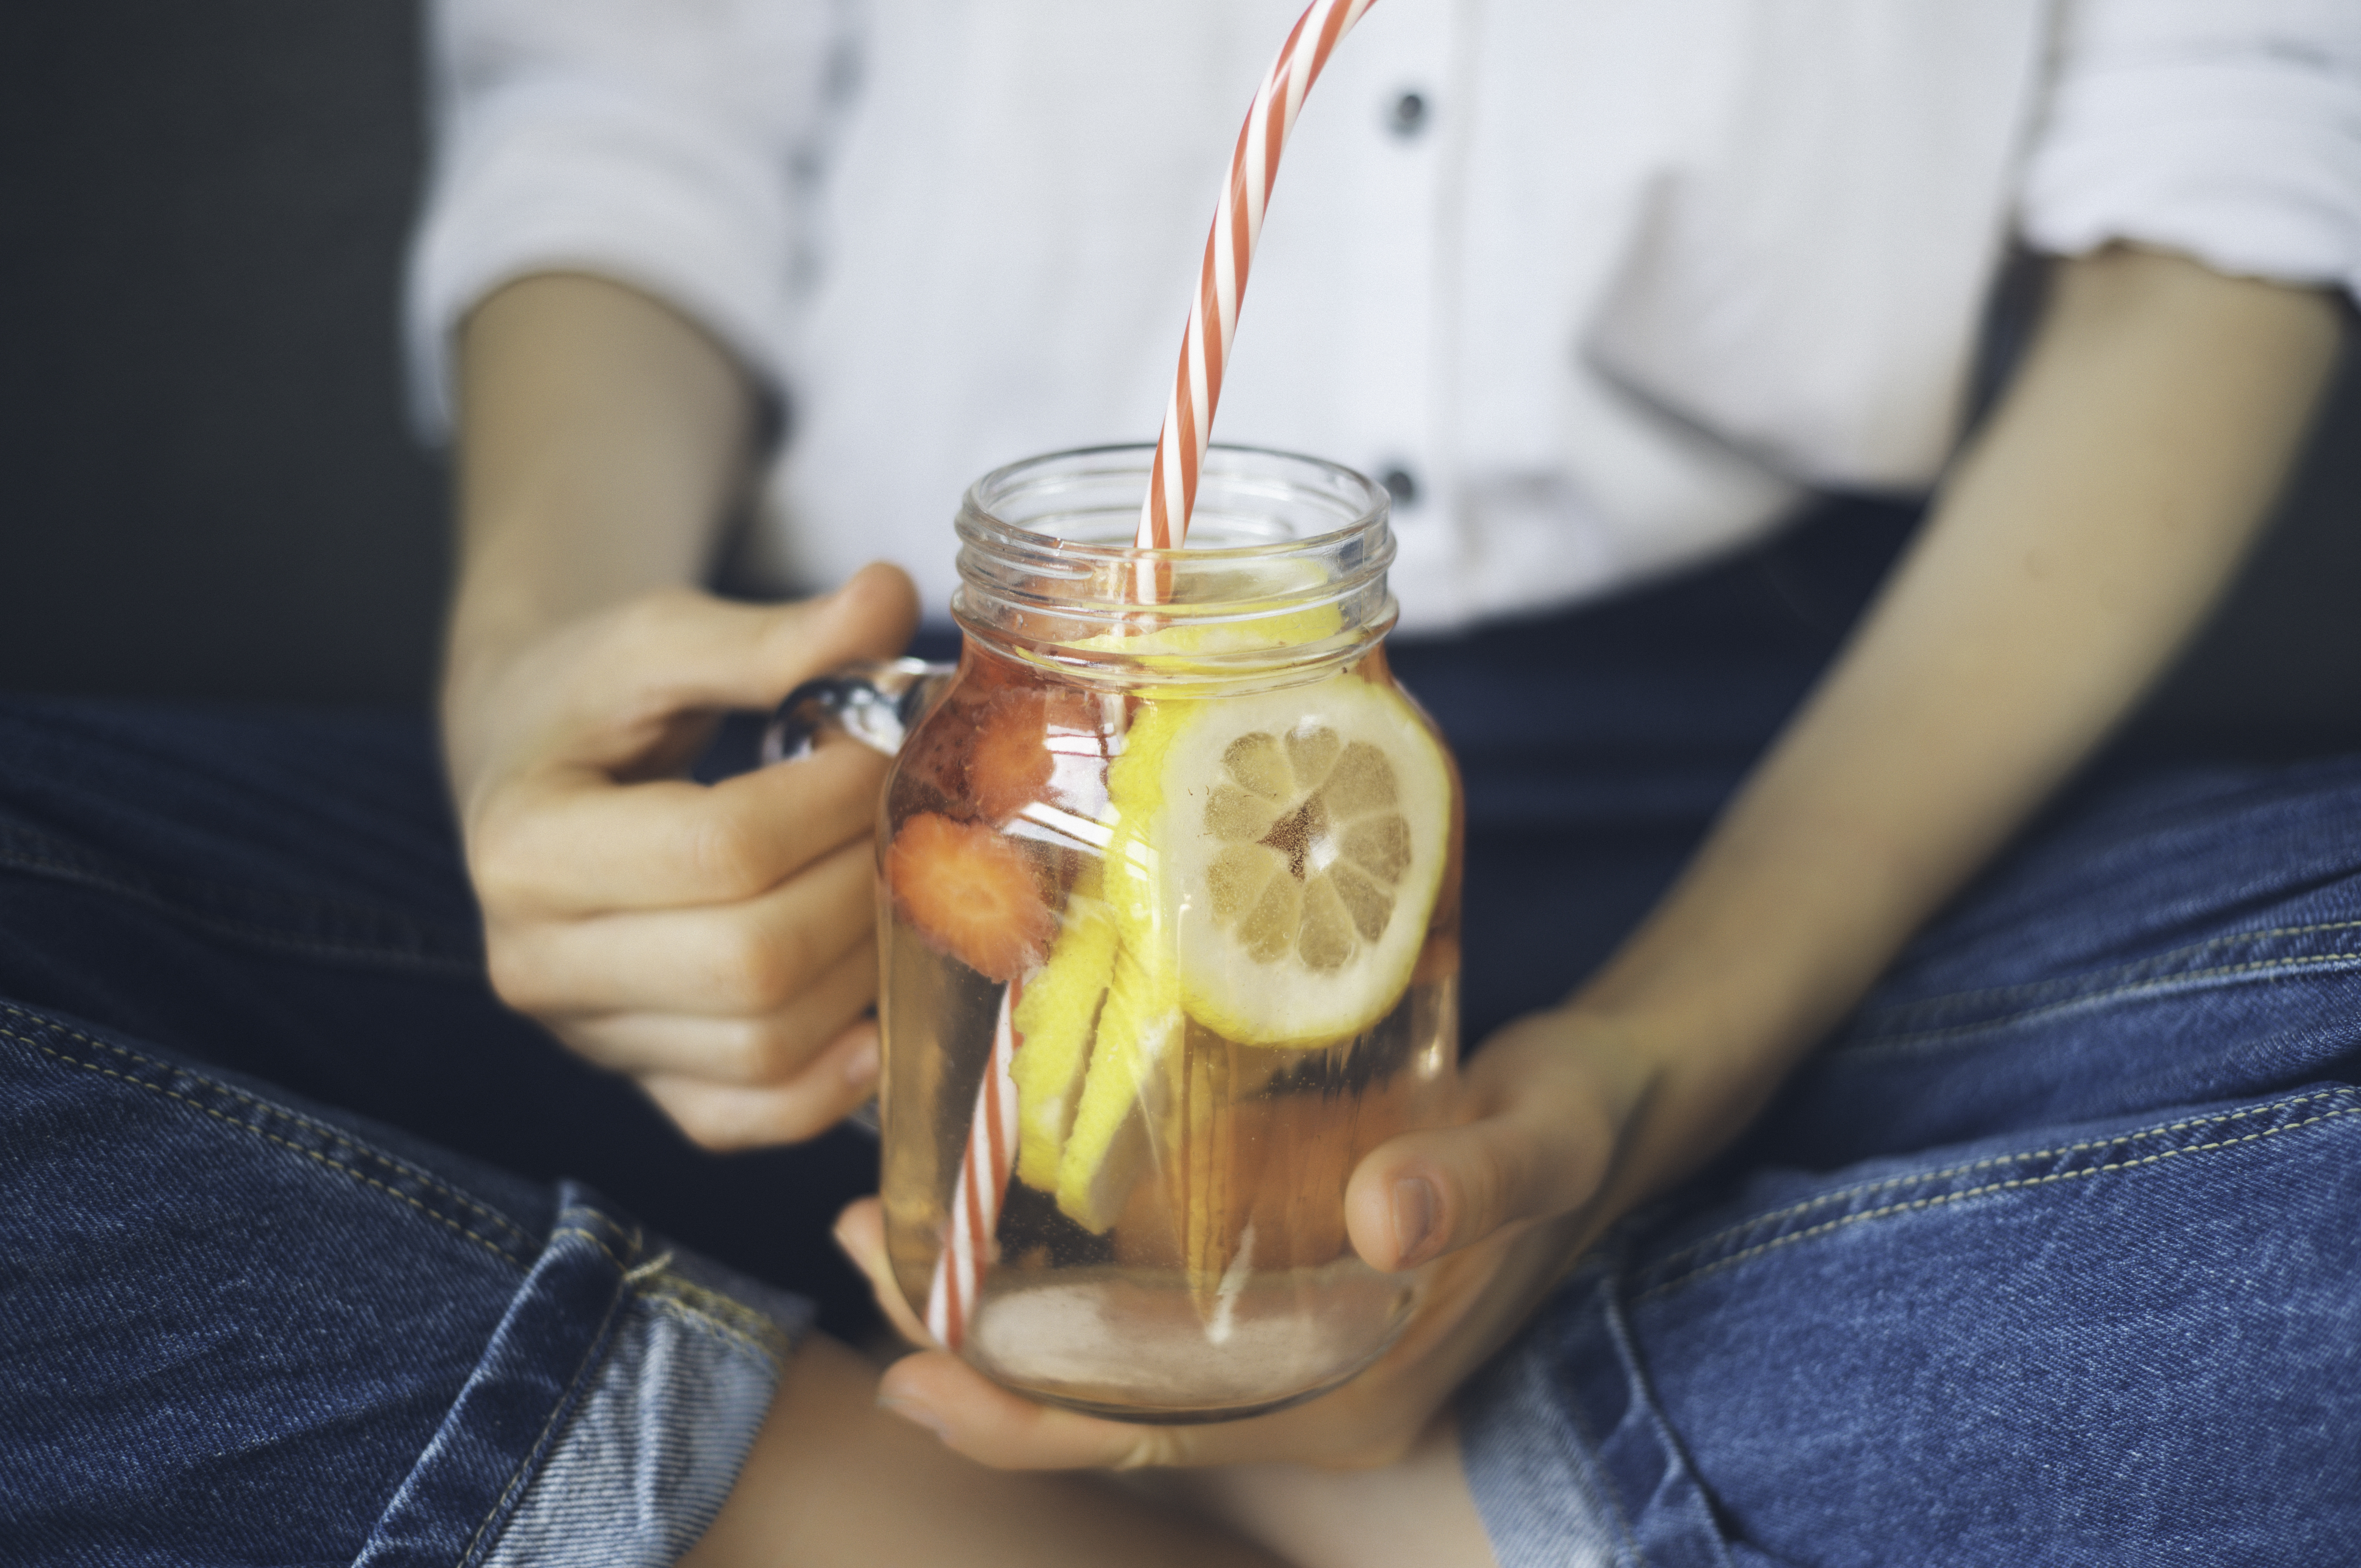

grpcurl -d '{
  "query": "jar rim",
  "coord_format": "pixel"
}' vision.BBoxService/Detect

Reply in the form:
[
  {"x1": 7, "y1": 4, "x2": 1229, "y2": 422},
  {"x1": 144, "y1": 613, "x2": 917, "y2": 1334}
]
[
  {"x1": 957, "y1": 443, "x2": 1391, "y2": 563},
  {"x1": 950, "y1": 444, "x2": 1400, "y2": 692}
]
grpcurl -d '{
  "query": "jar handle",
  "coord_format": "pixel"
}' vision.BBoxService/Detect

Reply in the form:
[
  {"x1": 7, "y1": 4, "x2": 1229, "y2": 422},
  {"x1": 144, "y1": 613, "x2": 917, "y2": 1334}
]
[
  {"x1": 760, "y1": 656, "x2": 958, "y2": 766},
  {"x1": 758, "y1": 656, "x2": 954, "y2": 1140}
]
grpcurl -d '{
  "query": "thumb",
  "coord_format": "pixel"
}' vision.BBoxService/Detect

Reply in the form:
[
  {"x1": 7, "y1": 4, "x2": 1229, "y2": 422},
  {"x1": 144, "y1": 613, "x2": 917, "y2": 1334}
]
[
  {"x1": 601, "y1": 561, "x2": 923, "y2": 715},
  {"x1": 1342, "y1": 1017, "x2": 1629, "y2": 1272}
]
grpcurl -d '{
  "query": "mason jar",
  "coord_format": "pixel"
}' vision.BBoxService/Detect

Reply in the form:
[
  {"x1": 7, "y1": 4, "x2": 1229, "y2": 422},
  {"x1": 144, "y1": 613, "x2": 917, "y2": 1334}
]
[{"x1": 850, "y1": 445, "x2": 1461, "y2": 1422}]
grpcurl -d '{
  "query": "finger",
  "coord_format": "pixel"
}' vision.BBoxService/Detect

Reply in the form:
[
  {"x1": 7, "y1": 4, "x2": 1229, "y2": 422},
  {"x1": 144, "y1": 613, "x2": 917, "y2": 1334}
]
[
  {"x1": 1343, "y1": 1018, "x2": 1625, "y2": 1271},
  {"x1": 565, "y1": 565, "x2": 921, "y2": 750},
  {"x1": 638, "y1": 1018, "x2": 881, "y2": 1149},
  {"x1": 835, "y1": 1200, "x2": 1356, "y2": 1471},
  {"x1": 491, "y1": 839, "x2": 875, "y2": 1016},
  {"x1": 831, "y1": 1197, "x2": 937, "y2": 1349},
  {"x1": 552, "y1": 935, "x2": 878, "y2": 1083},
  {"x1": 876, "y1": 1351, "x2": 1206, "y2": 1470},
  {"x1": 475, "y1": 740, "x2": 889, "y2": 915}
]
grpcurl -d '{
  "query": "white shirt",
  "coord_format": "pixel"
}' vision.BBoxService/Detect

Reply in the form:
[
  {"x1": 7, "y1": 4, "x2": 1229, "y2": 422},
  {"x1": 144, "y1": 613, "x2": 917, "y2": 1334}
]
[{"x1": 409, "y1": 0, "x2": 2361, "y2": 633}]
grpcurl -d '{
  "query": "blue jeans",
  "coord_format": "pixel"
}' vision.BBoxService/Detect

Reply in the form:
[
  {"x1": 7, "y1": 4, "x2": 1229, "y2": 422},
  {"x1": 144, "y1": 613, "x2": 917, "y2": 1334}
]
[
  {"x1": 2, "y1": 1005, "x2": 805, "y2": 1563},
  {"x1": 4, "y1": 499, "x2": 2355, "y2": 1559},
  {"x1": 1419, "y1": 688, "x2": 2361, "y2": 1552},
  {"x1": 0, "y1": 704, "x2": 832, "y2": 1562}
]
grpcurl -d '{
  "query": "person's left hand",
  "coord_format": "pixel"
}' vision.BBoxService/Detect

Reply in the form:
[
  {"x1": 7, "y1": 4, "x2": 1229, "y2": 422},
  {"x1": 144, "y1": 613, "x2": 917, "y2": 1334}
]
[{"x1": 833, "y1": 1004, "x2": 1668, "y2": 1470}]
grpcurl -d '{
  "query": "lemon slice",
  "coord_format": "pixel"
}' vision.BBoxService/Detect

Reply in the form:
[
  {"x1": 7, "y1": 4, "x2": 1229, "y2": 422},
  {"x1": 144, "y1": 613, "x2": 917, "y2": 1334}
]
[
  {"x1": 1009, "y1": 890, "x2": 1118, "y2": 1192},
  {"x1": 1024, "y1": 556, "x2": 1348, "y2": 688},
  {"x1": 1029, "y1": 672, "x2": 1449, "y2": 1228},
  {"x1": 1053, "y1": 940, "x2": 1180, "y2": 1233},
  {"x1": 1064, "y1": 602, "x2": 1345, "y2": 672},
  {"x1": 1148, "y1": 673, "x2": 1451, "y2": 1046}
]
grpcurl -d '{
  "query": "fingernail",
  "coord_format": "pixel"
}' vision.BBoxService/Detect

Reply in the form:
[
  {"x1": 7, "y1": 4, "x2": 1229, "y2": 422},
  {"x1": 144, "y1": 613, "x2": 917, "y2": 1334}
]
[
  {"x1": 1392, "y1": 1176, "x2": 1438, "y2": 1269},
  {"x1": 876, "y1": 1392, "x2": 951, "y2": 1445},
  {"x1": 843, "y1": 1037, "x2": 880, "y2": 1087}
]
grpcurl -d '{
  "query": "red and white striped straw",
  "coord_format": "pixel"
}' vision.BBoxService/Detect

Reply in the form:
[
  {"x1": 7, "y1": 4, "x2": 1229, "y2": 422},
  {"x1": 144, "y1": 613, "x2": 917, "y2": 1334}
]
[
  {"x1": 925, "y1": 3, "x2": 1378, "y2": 1351},
  {"x1": 925, "y1": 976, "x2": 1024, "y2": 1350},
  {"x1": 1136, "y1": 0, "x2": 1380, "y2": 581}
]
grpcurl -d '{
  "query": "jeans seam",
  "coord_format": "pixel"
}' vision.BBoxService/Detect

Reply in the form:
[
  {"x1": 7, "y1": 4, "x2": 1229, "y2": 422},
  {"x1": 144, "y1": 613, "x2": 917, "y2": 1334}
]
[
  {"x1": 1865, "y1": 917, "x2": 2361, "y2": 1024},
  {"x1": 1841, "y1": 948, "x2": 2361, "y2": 1051},
  {"x1": 1553, "y1": 1377, "x2": 1651, "y2": 1568},
  {"x1": 548, "y1": 1226, "x2": 636, "y2": 1273},
  {"x1": 1635, "y1": 1097, "x2": 2361, "y2": 1303},
  {"x1": 456, "y1": 1230, "x2": 636, "y2": 1568},
  {"x1": 637, "y1": 1269, "x2": 797, "y2": 1371},
  {"x1": 0, "y1": 1000, "x2": 539, "y2": 1258},
  {"x1": 637, "y1": 1290, "x2": 793, "y2": 1372},
  {"x1": 1646, "y1": 1087, "x2": 2357, "y2": 1276},
  {"x1": 1841, "y1": 911, "x2": 2361, "y2": 1034}
]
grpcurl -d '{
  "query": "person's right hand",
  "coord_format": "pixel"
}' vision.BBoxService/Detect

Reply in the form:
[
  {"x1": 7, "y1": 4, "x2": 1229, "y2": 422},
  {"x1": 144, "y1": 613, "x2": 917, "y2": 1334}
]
[{"x1": 445, "y1": 562, "x2": 921, "y2": 1150}]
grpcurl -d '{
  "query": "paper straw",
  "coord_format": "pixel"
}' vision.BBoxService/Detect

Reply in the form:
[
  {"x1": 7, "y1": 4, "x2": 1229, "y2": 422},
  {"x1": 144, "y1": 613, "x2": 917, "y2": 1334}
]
[
  {"x1": 925, "y1": 2, "x2": 1377, "y2": 1353},
  {"x1": 1136, "y1": 0, "x2": 1379, "y2": 581},
  {"x1": 925, "y1": 976, "x2": 1024, "y2": 1350}
]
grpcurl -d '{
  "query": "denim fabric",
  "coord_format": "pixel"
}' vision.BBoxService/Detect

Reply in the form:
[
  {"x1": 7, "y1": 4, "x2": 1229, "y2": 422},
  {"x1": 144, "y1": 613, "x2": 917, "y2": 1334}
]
[
  {"x1": 0, "y1": 1000, "x2": 803, "y2": 1565},
  {"x1": 1457, "y1": 762, "x2": 2361, "y2": 1565},
  {"x1": 0, "y1": 698, "x2": 882, "y2": 1340},
  {"x1": 1389, "y1": 494, "x2": 1914, "y2": 1042},
  {"x1": 1389, "y1": 501, "x2": 2361, "y2": 1562},
  {"x1": 6, "y1": 493, "x2": 2352, "y2": 1559},
  {"x1": 478, "y1": 1255, "x2": 803, "y2": 1566}
]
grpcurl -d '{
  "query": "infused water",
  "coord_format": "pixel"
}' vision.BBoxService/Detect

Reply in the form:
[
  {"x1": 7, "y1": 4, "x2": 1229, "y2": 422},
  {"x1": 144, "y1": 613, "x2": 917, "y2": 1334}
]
[{"x1": 878, "y1": 640, "x2": 1461, "y2": 1420}]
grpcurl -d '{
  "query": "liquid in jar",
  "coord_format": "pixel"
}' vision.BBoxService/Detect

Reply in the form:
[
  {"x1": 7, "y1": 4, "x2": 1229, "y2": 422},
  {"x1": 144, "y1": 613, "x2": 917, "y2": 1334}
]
[{"x1": 879, "y1": 642, "x2": 1461, "y2": 1421}]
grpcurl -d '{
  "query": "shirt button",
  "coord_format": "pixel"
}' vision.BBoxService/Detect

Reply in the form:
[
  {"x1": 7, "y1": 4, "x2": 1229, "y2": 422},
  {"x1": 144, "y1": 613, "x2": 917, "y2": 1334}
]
[
  {"x1": 1380, "y1": 467, "x2": 1421, "y2": 509},
  {"x1": 1386, "y1": 90, "x2": 1428, "y2": 138}
]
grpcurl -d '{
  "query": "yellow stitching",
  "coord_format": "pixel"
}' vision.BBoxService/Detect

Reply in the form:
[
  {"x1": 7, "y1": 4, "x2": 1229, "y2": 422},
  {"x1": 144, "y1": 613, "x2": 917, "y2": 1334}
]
[
  {"x1": 1859, "y1": 918, "x2": 2361, "y2": 1022},
  {"x1": 640, "y1": 1269, "x2": 797, "y2": 1353},
  {"x1": 636, "y1": 1291, "x2": 792, "y2": 1371},
  {"x1": 1647, "y1": 1089, "x2": 2358, "y2": 1274},
  {"x1": 1, "y1": 1004, "x2": 536, "y2": 1244},
  {"x1": 0, "y1": 1003, "x2": 536, "y2": 1246},
  {"x1": 14, "y1": 1031, "x2": 530, "y2": 1271},
  {"x1": 0, "y1": 1006, "x2": 740, "y2": 1564},
  {"x1": 457, "y1": 1259, "x2": 631, "y2": 1566},
  {"x1": 1848, "y1": 951, "x2": 2361, "y2": 1049},
  {"x1": 554, "y1": 1206, "x2": 638, "y2": 1253},
  {"x1": 624, "y1": 1249, "x2": 675, "y2": 1285},
  {"x1": 1645, "y1": 1104, "x2": 2361, "y2": 1300},
  {"x1": 548, "y1": 1226, "x2": 635, "y2": 1275},
  {"x1": 1639, "y1": 1105, "x2": 2361, "y2": 1302}
]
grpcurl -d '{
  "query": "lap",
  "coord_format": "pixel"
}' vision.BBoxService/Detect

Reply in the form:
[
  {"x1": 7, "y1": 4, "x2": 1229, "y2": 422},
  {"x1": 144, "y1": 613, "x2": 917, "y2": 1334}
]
[
  {"x1": 10, "y1": 521, "x2": 2353, "y2": 1560},
  {"x1": 1462, "y1": 756, "x2": 2361, "y2": 1567},
  {"x1": 0, "y1": 995, "x2": 804, "y2": 1563},
  {"x1": 0, "y1": 697, "x2": 883, "y2": 1336}
]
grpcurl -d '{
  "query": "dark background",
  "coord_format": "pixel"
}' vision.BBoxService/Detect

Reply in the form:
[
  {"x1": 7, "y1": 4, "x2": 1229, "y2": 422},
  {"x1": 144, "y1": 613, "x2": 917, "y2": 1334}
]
[
  {"x1": 2, "y1": 0, "x2": 448, "y2": 708},
  {"x1": 0, "y1": 0, "x2": 2356, "y2": 754}
]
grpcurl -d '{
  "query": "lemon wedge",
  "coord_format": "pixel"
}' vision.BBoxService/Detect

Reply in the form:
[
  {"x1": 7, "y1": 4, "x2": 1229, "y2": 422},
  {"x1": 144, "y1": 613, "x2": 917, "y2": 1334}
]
[
  {"x1": 1009, "y1": 891, "x2": 1118, "y2": 1192},
  {"x1": 1052, "y1": 939, "x2": 1180, "y2": 1233}
]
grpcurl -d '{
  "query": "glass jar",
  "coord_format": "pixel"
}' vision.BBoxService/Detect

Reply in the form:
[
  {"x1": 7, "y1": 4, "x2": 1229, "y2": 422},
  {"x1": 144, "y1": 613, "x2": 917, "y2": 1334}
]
[{"x1": 868, "y1": 445, "x2": 1461, "y2": 1423}]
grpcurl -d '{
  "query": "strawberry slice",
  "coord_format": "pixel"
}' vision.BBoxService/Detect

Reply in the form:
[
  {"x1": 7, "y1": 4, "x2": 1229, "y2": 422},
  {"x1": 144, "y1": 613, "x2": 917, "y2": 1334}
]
[
  {"x1": 967, "y1": 692, "x2": 1058, "y2": 824},
  {"x1": 967, "y1": 688, "x2": 1105, "y2": 824},
  {"x1": 892, "y1": 699, "x2": 969, "y2": 812},
  {"x1": 886, "y1": 812, "x2": 1055, "y2": 982}
]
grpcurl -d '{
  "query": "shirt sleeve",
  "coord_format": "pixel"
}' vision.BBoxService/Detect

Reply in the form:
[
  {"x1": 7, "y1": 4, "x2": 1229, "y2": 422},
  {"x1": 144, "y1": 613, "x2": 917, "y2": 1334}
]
[
  {"x1": 2019, "y1": 0, "x2": 2361, "y2": 301},
  {"x1": 403, "y1": 0, "x2": 840, "y2": 437}
]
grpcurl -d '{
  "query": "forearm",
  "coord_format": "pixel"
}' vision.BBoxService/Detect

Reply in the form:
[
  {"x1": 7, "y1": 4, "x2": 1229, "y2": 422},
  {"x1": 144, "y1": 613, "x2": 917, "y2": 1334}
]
[
  {"x1": 443, "y1": 273, "x2": 759, "y2": 791},
  {"x1": 1581, "y1": 247, "x2": 2344, "y2": 1194},
  {"x1": 426, "y1": 278, "x2": 916, "y2": 1153}
]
